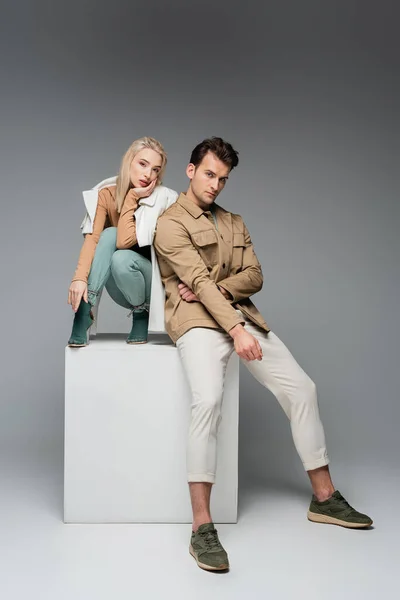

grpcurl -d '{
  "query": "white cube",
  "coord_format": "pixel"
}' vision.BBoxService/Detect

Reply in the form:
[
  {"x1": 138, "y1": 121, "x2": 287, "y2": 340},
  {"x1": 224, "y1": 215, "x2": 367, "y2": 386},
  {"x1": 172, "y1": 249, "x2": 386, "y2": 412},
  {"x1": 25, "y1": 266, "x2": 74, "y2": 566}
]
[{"x1": 64, "y1": 334, "x2": 239, "y2": 523}]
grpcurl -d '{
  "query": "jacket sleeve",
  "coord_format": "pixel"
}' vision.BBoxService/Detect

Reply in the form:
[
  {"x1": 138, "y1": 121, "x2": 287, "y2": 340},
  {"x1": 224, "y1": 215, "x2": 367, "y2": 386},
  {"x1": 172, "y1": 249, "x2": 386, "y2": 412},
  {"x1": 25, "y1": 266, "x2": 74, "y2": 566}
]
[
  {"x1": 154, "y1": 217, "x2": 245, "y2": 334},
  {"x1": 71, "y1": 188, "x2": 109, "y2": 283},
  {"x1": 116, "y1": 191, "x2": 138, "y2": 249},
  {"x1": 217, "y1": 222, "x2": 263, "y2": 303}
]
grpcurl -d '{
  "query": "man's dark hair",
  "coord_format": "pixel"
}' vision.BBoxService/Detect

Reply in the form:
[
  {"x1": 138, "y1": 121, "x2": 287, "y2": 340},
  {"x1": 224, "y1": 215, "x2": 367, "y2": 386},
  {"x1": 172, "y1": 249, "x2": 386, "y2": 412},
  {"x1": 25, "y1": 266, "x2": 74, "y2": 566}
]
[{"x1": 190, "y1": 137, "x2": 239, "y2": 171}]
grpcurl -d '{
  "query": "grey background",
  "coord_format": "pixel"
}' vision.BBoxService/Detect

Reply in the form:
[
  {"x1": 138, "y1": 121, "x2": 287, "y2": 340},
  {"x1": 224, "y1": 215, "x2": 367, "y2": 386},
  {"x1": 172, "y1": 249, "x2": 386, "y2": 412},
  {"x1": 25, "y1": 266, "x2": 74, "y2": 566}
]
[
  {"x1": 1, "y1": 2, "x2": 399, "y2": 598},
  {"x1": 1, "y1": 0, "x2": 399, "y2": 493}
]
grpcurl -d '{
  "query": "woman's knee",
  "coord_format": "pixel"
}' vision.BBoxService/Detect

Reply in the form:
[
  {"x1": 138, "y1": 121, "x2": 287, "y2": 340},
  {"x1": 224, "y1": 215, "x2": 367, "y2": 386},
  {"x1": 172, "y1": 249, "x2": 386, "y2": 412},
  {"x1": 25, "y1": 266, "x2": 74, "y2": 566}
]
[
  {"x1": 99, "y1": 226, "x2": 117, "y2": 245},
  {"x1": 110, "y1": 249, "x2": 132, "y2": 276}
]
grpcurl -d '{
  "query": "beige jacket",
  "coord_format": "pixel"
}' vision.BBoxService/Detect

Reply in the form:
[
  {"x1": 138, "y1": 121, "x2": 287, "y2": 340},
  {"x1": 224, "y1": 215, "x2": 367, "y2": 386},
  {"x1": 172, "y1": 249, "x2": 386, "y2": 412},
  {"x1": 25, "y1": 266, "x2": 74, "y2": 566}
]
[{"x1": 153, "y1": 193, "x2": 270, "y2": 343}]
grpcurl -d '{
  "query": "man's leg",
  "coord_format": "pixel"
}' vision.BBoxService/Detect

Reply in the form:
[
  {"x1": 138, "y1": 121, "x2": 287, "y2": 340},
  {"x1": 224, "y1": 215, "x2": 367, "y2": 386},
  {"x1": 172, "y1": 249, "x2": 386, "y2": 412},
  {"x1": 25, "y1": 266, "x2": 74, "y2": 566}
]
[
  {"x1": 189, "y1": 482, "x2": 212, "y2": 533},
  {"x1": 241, "y1": 316, "x2": 372, "y2": 528},
  {"x1": 307, "y1": 465, "x2": 334, "y2": 501},
  {"x1": 176, "y1": 327, "x2": 233, "y2": 570},
  {"x1": 242, "y1": 325, "x2": 331, "y2": 490}
]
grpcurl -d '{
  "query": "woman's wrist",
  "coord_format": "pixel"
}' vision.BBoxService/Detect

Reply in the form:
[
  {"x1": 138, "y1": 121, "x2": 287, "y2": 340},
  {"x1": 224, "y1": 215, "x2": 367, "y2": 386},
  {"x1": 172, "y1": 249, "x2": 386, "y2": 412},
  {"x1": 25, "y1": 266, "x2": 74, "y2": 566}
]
[{"x1": 127, "y1": 189, "x2": 139, "y2": 202}]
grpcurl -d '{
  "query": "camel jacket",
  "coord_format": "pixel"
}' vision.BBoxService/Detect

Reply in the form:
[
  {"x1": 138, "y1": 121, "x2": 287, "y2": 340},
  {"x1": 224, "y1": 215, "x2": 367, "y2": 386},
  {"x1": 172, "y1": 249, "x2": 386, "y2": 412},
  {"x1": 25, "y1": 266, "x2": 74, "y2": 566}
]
[{"x1": 153, "y1": 193, "x2": 270, "y2": 343}]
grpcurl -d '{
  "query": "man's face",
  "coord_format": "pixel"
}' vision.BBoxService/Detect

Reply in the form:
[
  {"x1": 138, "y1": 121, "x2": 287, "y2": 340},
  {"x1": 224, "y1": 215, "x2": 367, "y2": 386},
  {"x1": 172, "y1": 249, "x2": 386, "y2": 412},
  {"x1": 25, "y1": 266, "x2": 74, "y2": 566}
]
[{"x1": 186, "y1": 152, "x2": 230, "y2": 209}]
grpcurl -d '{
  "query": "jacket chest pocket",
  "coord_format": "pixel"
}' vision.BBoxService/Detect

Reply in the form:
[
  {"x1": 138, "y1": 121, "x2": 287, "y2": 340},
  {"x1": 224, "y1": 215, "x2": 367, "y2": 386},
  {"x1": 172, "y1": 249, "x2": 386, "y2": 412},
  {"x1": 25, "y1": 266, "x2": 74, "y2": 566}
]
[
  {"x1": 191, "y1": 229, "x2": 219, "y2": 269},
  {"x1": 232, "y1": 232, "x2": 246, "y2": 270}
]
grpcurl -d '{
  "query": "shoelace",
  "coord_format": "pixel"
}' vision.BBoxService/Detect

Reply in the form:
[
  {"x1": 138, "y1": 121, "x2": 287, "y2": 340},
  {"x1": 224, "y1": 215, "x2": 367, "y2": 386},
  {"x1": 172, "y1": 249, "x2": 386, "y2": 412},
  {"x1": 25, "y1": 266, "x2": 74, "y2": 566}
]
[
  {"x1": 334, "y1": 494, "x2": 355, "y2": 515},
  {"x1": 199, "y1": 529, "x2": 221, "y2": 551}
]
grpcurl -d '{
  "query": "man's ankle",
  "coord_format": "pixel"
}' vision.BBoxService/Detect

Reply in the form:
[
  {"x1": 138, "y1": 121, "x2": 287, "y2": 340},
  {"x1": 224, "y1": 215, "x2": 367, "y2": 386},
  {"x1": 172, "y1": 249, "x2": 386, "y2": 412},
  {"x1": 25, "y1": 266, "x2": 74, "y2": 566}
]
[
  {"x1": 192, "y1": 517, "x2": 213, "y2": 532},
  {"x1": 314, "y1": 487, "x2": 335, "y2": 502}
]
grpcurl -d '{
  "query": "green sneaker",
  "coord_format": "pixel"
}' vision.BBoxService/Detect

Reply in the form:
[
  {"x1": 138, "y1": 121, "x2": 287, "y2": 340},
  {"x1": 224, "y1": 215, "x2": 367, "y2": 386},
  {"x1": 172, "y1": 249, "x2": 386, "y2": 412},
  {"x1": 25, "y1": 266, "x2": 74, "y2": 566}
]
[
  {"x1": 189, "y1": 523, "x2": 229, "y2": 571},
  {"x1": 308, "y1": 490, "x2": 373, "y2": 528}
]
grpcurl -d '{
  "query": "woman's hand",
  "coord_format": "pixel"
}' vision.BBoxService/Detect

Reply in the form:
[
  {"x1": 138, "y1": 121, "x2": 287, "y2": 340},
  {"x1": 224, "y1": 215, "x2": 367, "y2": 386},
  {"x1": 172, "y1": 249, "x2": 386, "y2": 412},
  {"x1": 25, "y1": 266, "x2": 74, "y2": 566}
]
[
  {"x1": 131, "y1": 179, "x2": 157, "y2": 200},
  {"x1": 68, "y1": 280, "x2": 88, "y2": 312}
]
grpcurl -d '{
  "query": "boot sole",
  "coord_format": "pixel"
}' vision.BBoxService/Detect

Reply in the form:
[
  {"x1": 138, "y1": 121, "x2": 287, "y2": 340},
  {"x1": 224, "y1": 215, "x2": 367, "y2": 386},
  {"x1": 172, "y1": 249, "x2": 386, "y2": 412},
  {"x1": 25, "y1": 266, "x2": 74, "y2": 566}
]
[
  {"x1": 307, "y1": 510, "x2": 373, "y2": 528},
  {"x1": 126, "y1": 340, "x2": 148, "y2": 345},
  {"x1": 68, "y1": 320, "x2": 93, "y2": 348},
  {"x1": 189, "y1": 545, "x2": 229, "y2": 571}
]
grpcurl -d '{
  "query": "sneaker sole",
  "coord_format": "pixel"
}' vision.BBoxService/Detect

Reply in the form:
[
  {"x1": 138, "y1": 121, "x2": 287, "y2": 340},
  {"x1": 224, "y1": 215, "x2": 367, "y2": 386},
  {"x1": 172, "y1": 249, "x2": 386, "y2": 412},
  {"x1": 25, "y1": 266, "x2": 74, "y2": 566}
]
[
  {"x1": 189, "y1": 545, "x2": 229, "y2": 571},
  {"x1": 307, "y1": 510, "x2": 373, "y2": 528}
]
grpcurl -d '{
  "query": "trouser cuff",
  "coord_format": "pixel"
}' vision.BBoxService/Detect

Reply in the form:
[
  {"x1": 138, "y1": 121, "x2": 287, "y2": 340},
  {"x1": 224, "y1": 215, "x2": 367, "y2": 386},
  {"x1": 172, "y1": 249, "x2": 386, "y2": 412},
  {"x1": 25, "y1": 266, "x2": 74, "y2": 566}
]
[
  {"x1": 303, "y1": 456, "x2": 330, "y2": 472},
  {"x1": 188, "y1": 473, "x2": 216, "y2": 484},
  {"x1": 87, "y1": 290, "x2": 99, "y2": 306}
]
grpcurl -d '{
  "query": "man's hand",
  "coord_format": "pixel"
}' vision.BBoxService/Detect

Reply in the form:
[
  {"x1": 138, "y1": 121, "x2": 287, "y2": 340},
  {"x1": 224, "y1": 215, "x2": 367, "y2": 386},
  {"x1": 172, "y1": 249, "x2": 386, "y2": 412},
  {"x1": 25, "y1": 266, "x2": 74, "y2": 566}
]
[
  {"x1": 218, "y1": 285, "x2": 232, "y2": 300},
  {"x1": 178, "y1": 282, "x2": 200, "y2": 302},
  {"x1": 229, "y1": 324, "x2": 263, "y2": 361}
]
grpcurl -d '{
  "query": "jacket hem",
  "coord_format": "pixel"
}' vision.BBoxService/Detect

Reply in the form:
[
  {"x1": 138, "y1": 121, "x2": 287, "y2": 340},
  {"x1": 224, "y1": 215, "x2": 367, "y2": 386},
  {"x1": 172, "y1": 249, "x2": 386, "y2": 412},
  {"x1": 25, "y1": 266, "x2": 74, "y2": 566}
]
[
  {"x1": 235, "y1": 304, "x2": 270, "y2": 333},
  {"x1": 170, "y1": 316, "x2": 244, "y2": 344}
]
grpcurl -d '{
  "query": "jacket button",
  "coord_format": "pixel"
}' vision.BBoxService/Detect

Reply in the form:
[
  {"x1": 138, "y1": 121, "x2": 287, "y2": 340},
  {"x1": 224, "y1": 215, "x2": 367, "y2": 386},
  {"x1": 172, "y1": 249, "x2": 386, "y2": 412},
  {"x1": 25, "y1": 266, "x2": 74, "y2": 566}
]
[{"x1": 222, "y1": 263, "x2": 226, "y2": 269}]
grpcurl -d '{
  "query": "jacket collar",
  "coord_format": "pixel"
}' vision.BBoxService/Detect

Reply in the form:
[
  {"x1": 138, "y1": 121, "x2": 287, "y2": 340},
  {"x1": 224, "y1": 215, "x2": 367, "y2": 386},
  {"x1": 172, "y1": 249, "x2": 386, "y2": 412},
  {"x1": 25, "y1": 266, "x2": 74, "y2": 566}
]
[
  {"x1": 138, "y1": 185, "x2": 164, "y2": 207},
  {"x1": 177, "y1": 193, "x2": 204, "y2": 218},
  {"x1": 178, "y1": 192, "x2": 225, "y2": 219},
  {"x1": 139, "y1": 194, "x2": 156, "y2": 207}
]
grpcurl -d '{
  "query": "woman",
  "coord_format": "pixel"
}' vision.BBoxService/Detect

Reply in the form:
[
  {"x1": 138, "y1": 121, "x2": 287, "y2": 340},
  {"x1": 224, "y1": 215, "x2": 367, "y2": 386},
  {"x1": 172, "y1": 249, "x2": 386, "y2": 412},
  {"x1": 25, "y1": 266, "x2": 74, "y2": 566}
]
[{"x1": 68, "y1": 136, "x2": 173, "y2": 346}]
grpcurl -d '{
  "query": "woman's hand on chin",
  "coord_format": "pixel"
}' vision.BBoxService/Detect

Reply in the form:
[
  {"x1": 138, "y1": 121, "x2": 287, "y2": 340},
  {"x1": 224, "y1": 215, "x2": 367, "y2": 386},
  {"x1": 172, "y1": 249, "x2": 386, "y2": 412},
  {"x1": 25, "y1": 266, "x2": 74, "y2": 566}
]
[
  {"x1": 68, "y1": 280, "x2": 88, "y2": 312},
  {"x1": 131, "y1": 179, "x2": 157, "y2": 200}
]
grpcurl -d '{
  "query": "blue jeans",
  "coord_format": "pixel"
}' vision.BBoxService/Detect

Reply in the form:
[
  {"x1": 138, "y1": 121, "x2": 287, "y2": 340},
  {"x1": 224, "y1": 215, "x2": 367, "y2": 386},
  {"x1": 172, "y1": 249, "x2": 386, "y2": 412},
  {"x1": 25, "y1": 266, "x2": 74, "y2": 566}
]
[{"x1": 87, "y1": 227, "x2": 152, "y2": 311}]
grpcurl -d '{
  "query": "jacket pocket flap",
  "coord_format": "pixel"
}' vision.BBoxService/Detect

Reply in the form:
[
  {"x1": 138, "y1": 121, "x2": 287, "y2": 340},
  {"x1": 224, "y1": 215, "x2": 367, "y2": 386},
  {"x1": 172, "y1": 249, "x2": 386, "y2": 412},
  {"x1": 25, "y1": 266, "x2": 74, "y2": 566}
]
[
  {"x1": 192, "y1": 229, "x2": 218, "y2": 247},
  {"x1": 233, "y1": 232, "x2": 246, "y2": 247}
]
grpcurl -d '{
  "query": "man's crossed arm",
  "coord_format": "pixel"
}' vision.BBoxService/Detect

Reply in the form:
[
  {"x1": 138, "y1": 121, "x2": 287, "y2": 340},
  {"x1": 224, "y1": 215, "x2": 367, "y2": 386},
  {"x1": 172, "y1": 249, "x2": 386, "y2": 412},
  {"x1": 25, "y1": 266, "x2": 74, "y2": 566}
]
[{"x1": 154, "y1": 216, "x2": 263, "y2": 361}]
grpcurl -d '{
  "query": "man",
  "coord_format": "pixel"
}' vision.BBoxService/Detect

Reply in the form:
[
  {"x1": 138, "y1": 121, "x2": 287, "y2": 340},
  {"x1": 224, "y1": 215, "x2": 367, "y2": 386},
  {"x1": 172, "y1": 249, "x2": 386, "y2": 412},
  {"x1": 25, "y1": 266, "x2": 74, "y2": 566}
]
[{"x1": 153, "y1": 137, "x2": 372, "y2": 572}]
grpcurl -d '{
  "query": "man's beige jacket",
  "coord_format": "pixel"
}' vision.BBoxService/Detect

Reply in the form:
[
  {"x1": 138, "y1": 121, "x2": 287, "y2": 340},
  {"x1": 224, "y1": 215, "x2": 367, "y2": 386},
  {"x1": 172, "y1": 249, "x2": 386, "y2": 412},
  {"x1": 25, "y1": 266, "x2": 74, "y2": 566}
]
[{"x1": 153, "y1": 193, "x2": 270, "y2": 343}]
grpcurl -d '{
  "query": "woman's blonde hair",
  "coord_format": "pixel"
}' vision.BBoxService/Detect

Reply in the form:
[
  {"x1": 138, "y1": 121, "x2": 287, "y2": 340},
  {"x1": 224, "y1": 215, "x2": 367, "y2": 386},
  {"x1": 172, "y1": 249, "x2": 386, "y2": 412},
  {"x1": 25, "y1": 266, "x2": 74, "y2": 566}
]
[{"x1": 115, "y1": 137, "x2": 167, "y2": 213}]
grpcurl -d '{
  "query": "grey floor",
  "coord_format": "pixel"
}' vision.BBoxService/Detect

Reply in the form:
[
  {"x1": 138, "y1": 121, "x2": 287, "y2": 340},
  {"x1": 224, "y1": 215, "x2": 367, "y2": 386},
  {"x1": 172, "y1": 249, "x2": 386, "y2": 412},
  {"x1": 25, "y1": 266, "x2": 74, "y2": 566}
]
[{"x1": 1, "y1": 447, "x2": 396, "y2": 600}]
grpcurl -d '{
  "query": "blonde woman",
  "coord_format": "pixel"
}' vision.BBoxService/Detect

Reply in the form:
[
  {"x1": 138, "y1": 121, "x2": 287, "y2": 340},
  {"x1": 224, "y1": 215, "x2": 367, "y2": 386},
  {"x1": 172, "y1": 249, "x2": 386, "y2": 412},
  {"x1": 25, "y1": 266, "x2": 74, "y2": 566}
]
[{"x1": 68, "y1": 137, "x2": 174, "y2": 346}]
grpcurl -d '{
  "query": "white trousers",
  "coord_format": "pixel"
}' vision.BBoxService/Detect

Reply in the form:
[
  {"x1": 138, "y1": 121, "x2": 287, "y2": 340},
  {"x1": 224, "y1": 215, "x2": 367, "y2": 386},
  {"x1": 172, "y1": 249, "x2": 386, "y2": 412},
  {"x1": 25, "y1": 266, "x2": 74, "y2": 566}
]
[{"x1": 176, "y1": 312, "x2": 329, "y2": 483}]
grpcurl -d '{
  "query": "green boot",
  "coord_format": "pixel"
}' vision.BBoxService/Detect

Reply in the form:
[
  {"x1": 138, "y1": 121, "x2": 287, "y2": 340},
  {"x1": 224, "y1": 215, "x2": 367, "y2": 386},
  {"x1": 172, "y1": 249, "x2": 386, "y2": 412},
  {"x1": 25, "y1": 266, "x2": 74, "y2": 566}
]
[
  {"x1": 127, "y1": 309, "x2": 149, "y2": 344},
  {"x1": 68, "y1": 300, "x2": 94, "y2": 347}
]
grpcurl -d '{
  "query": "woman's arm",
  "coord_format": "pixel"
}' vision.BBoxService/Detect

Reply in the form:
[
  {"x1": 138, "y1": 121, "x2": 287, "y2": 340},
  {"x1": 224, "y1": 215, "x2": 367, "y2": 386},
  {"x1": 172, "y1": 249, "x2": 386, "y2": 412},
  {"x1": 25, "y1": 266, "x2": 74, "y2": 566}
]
[
  {"x1": 71, "y1": 188, "x2": 110, "y2": 283},
  {"x1": 116, "y1": 189, "x2": 139, "y2": 249}
]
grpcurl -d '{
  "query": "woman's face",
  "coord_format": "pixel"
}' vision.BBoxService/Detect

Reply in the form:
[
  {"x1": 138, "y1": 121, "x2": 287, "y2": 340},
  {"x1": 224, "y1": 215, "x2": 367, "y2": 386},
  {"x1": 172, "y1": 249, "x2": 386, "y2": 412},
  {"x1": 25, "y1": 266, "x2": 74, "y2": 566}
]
[{"x1": 129, "y1": 148, "x2": 163, "y2": 188}]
